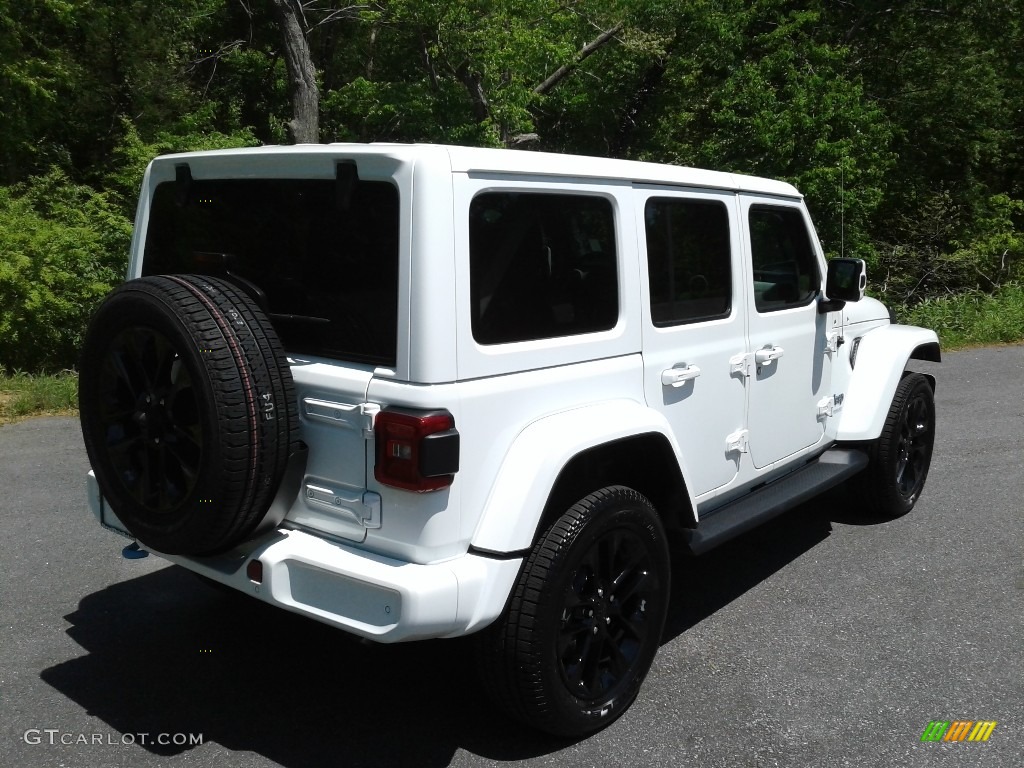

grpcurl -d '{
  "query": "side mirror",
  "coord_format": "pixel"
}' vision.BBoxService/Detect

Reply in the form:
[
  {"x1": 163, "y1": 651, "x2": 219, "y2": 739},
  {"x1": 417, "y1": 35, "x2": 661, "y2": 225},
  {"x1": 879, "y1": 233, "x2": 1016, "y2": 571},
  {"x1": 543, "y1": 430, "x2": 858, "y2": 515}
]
[
  {"x1": 815, "y1": 257, "x2": 864, "y2": 313},
  {"x1": 818, "y1": 258, "x2": 866, "y2": 313},
  {"x1": 826, "y1": 258, "x2": 866, "y2": 302}
]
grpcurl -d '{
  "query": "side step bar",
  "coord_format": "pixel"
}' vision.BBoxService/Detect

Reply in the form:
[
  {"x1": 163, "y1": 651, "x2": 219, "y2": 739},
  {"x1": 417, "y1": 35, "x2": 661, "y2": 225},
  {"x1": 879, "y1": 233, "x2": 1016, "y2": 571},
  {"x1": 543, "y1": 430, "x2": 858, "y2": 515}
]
[{"x1": 681, "y1": 448, "x2": 869, "y2": 555}]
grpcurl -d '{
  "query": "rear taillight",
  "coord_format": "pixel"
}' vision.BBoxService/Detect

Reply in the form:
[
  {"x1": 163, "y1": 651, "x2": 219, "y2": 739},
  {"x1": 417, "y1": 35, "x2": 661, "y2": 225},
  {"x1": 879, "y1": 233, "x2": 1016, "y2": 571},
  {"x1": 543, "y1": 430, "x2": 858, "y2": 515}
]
[{"x1": 374, "y1": 408, "x2": 460, "y2": 492}]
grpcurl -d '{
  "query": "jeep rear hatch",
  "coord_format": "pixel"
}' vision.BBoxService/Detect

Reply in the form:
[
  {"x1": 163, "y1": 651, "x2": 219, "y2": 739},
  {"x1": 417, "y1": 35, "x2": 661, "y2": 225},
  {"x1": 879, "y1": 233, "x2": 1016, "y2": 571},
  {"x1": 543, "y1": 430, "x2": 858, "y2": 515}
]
[{"x1": 140, "y1": 159, "x2": 401, "y2": 543}]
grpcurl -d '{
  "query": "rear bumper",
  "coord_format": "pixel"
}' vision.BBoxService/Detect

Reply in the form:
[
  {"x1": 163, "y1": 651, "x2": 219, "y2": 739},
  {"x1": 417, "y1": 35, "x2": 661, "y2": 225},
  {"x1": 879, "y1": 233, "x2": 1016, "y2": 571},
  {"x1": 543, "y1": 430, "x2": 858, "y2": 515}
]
[{"x1": 86, "y1": 471, "x2": 522, "y2": 642}]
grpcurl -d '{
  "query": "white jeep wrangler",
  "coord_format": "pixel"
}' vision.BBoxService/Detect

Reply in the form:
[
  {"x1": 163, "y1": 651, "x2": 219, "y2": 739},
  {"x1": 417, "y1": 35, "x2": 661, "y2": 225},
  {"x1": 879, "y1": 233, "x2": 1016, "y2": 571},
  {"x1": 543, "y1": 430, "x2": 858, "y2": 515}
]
[{"x1": 79, "y1": 144, "x2": 939, "y2": 736}]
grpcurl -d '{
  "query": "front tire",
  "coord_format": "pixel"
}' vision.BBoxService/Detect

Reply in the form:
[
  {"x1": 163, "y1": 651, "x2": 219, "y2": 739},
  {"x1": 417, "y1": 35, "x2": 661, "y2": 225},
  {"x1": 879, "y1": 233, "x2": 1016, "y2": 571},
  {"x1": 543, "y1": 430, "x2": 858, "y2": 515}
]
[
  {"x1": 479, "y1": 486, "x2": 670, "y2": 737},
  {"x1": 856, "y1": 372, "x2": 935, "y2": 517}
]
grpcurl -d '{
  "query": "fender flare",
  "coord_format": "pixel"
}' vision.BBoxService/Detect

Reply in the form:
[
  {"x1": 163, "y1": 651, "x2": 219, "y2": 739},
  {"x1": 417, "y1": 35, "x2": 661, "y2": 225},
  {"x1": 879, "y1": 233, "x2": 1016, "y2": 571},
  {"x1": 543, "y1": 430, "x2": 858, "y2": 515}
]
[
  {"x1": 470, "y1": 399, "x2": 694, "y2": 554},
  {"x1": 836, "y1": 324, "x2": 940, "y2": 441}
]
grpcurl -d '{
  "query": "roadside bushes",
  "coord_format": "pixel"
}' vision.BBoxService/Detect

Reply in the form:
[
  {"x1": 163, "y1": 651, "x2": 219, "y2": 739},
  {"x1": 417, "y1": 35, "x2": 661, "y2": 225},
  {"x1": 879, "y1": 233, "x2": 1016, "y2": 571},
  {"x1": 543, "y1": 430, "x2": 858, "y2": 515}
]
[
  {"x1": 867, "y1": 194, "x2": 1024, "y2": 305},
  {"x1": 0, "y1": 122, "x2": 259, "y2": 374},
  {"x1": 0, "y1": 170, "x2": 131, "y2": 372},
  {"x1": 0, "y1": 366, "x2": 78, "y2": 423},
  {"x1": 895, "y1": 283, "x2": 1024, "y2": 349}
]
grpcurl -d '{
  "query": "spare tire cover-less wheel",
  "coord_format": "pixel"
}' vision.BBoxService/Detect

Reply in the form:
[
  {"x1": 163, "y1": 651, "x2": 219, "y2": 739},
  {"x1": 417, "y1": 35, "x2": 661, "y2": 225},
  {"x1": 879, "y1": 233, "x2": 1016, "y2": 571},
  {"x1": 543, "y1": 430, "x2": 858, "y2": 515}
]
[{"x1": 79, "y1": 274, "x2": 298, "y2": 556}]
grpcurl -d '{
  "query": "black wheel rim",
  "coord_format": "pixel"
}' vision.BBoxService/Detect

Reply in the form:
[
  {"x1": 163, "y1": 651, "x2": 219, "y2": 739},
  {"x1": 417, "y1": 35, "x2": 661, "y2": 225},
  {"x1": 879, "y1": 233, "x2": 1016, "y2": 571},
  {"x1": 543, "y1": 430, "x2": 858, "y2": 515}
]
[
  {"x1": 895, "y1": 390, "x2": 932, "y2": 499},
  {"x1": 557, "y1": 527, "x2": 660, "y2": 702},
  {"x1": 98, "y1": 327, "x2": 203, "y2": 514}
]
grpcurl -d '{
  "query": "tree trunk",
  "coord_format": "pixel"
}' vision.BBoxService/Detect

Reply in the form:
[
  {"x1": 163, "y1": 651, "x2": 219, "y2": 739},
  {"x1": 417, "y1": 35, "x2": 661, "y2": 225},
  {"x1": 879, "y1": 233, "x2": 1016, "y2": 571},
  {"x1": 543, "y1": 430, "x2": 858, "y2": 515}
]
[{"x1": 270, "y1": 0, "x2": 320, "y2": 144}]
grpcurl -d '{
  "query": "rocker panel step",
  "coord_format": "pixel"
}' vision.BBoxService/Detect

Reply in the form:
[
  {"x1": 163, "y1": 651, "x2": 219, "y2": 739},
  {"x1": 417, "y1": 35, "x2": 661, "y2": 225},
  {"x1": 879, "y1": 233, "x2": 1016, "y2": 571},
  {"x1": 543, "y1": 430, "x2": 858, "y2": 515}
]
[{"x1": 682, "y1": 448, "x2": 869, "y2": 555}]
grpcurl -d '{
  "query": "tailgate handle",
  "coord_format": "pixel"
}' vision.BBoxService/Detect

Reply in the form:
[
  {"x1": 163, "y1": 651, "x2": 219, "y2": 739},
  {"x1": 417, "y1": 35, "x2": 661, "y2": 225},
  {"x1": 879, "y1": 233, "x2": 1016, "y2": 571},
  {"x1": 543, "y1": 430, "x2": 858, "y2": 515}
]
[{"x1": 304, "y1": 398, "x2": 379, "y2": 436}]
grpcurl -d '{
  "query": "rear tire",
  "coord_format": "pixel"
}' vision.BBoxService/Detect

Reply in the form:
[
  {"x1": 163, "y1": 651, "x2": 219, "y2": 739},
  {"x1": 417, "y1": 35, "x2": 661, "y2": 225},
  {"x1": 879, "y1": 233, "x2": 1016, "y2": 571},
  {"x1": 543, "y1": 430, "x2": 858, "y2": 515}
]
[
  {"x1": 478, "y1": 486, "x2": 670, "y2": 737},
  {"x1": 79, "y1": 275, "x2": 298, "y2": 555},
  {"x1": 855, "y1": 373, "x2": 935, "y2": 517}
]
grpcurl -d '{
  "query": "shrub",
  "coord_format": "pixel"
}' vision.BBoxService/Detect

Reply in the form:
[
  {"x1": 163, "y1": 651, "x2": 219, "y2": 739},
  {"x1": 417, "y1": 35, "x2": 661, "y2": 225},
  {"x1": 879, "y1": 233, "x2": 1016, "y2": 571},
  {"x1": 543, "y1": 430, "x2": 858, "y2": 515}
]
[
  {"x1": 0, "y1": 170, "x2": 132, "y2": 372},
  {"x1": 895, "y1": 283, "x2": 1024, "y2": 349}
]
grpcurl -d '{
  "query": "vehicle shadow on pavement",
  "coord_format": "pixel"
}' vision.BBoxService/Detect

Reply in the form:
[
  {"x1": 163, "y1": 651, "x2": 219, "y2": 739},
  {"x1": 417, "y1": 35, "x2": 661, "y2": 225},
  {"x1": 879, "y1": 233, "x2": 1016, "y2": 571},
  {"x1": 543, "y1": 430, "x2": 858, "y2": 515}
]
[
  {"x1": 663, "y1": 497, "x2": 845, "y2": 642},
  {"x1": 40, "y1": 565, "x2": 572, "y2": 766},
  {"x1": 40, "y1": 496, "x2": 866, "y2": 766}
]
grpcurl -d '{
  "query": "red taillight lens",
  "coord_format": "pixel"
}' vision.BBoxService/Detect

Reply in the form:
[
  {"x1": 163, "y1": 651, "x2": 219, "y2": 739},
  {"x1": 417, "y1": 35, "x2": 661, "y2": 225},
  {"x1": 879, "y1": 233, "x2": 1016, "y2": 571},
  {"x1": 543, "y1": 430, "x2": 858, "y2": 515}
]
[{"x1": 374, "y1": 408, "x2": 460, "y2": 492}]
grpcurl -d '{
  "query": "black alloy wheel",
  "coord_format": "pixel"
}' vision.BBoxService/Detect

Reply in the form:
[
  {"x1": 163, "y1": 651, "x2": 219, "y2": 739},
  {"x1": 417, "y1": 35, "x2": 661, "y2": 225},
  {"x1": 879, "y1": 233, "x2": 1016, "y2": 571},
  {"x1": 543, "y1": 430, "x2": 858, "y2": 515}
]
[
  {"x1": 894, "y1": 383, "x2": 933, "y2": 500},
  {"x1": 479, "y1": 485, "x2": 670, "y2": 737},
  {"x1": 558, "y1": 524, "x2": 661, "y2": 702},
  {"x1": 857, "y1": 372, "x2": 935, "y2": 517},
  {"x1": 100, "y1": 325, "x2": 203, "y2": 514}
]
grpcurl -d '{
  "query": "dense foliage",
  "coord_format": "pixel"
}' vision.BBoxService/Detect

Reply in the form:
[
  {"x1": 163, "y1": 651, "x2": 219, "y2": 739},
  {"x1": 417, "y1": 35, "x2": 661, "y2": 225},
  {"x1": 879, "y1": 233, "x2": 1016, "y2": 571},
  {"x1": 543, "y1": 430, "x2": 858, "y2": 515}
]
[{"x1": 1, "y1": 0, "x2": 1022, "y2": 371}]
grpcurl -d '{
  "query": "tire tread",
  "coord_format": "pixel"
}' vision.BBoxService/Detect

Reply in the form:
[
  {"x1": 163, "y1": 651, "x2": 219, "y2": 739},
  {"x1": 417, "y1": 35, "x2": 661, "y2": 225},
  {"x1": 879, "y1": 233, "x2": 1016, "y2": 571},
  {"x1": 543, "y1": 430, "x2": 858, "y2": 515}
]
[{"x1": 79, "y1": 274, "x2": 298, "y2": 555}]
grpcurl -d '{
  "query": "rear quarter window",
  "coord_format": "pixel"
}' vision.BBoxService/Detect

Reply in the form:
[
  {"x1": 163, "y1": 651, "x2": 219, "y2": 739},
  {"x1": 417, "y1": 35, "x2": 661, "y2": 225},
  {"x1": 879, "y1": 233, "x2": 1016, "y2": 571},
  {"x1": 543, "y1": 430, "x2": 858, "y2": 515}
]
[{"x1": 469, "y1": 192, "x2": 618, "y2": 345}]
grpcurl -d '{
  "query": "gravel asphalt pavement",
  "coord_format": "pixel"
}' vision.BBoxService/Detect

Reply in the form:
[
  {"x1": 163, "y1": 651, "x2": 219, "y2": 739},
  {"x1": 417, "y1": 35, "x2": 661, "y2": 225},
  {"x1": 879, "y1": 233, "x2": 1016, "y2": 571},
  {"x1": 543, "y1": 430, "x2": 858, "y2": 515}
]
[{"x1": 0, "y1": 344, "x2": 1020, "y2": 767}]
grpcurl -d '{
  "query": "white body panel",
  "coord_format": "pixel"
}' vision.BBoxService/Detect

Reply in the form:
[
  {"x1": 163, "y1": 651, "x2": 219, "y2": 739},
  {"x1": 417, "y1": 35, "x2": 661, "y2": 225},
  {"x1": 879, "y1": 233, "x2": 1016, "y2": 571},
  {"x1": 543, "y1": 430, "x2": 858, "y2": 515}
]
[
  {"x1": 370, "y1": 354, "x2": 651, "y2": 560},
  {"x1": 837, "y1": 323, "x2": 940, "y2": 441},
  {"x1": 739, "y1": 195, "x2": 832, "y2": 468},
  {"x1": 165, "y1": 529, "x2": 522, "y2": 642},
  {"x1": 635, "y1": 186, "x2": 747, "y2": 500},
  {"x1": 284, "y1": 360, "x2": 374, "y2": 542},
  {"x1": 470, "y1": 397, "x2": 691, "y2": 553}
]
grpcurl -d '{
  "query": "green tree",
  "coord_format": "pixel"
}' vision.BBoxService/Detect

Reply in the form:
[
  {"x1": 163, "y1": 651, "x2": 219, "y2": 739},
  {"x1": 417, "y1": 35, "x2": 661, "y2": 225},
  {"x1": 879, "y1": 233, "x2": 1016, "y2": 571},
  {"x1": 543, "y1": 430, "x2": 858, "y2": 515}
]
[
  {"x1": 2, "y1": 0, "x2": 1023, "y2": 373},
  {"x1": 0, "y1": 0, "x2": 75, "y2": 182},
  {"x1": 315, "y1": 0, "x2": 628, "y2": 146},
  {"x1": 822, "y1": 0, "x2": 1024, "y2": 296},
  {"x1": 563, "y1": 1, "x2": 892, "y2": 258}
]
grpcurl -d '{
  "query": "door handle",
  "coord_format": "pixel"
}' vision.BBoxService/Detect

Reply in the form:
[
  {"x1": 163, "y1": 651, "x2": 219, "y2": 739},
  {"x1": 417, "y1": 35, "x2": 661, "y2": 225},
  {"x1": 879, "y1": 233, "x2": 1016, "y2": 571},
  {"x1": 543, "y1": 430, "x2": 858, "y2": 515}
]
[
  {"x1": 754, "y1": 346, "x2": 784, "y2": 365},
  {"x1": 661, "y1": 364, "x2": 701, "y2": 387}
]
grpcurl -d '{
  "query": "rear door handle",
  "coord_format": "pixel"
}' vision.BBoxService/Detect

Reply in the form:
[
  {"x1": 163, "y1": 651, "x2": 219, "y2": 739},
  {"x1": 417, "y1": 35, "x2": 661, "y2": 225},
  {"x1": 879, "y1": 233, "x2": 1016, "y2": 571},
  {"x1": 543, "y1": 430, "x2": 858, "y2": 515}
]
[
  {"x1": 754, "y1": 346, "x2": 784, "y2": 365},
  {"x1": 661, "y1": 364, "x2": 701, "y2": 387}
]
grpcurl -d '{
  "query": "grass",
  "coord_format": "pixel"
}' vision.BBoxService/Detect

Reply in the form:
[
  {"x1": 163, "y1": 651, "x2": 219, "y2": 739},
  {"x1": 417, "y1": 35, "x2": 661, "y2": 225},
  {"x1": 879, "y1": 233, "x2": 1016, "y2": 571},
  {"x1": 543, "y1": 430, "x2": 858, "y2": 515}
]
[
  {"x1": 893, "y1": 282, "x2": 1024, "y2": 350},
  {"x1": 0, "y1": 367, "x2": 79, "y2": 425},
  {"x1": 1, "y1": 284, "x2": 1022, "y2": 425}
]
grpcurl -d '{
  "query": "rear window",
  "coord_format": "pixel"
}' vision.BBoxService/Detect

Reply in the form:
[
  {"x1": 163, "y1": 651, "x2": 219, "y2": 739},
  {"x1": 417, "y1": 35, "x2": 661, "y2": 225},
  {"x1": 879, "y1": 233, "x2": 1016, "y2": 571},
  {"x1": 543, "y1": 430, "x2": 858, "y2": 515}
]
[
  {"x1": 469, "y1": 192, "x2": 618, "y2": 345},
  {"x1": 143, "y1": 177, "x2": 400, "y2": 366}
]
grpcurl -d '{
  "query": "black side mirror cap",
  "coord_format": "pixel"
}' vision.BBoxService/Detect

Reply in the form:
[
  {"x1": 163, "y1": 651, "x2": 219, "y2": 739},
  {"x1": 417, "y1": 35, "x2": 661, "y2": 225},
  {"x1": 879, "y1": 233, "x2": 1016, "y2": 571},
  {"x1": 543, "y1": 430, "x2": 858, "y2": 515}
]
[{"x1": 826, "y1": 258, "x2": 866, "y2": 302}]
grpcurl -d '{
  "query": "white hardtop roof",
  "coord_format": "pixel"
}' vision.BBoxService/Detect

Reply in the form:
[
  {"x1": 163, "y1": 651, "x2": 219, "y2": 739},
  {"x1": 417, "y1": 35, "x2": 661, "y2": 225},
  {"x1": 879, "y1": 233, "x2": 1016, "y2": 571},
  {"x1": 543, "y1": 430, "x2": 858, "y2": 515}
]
[{"x1": 152, "y1": 142, "x2": 802, "y2": 198}]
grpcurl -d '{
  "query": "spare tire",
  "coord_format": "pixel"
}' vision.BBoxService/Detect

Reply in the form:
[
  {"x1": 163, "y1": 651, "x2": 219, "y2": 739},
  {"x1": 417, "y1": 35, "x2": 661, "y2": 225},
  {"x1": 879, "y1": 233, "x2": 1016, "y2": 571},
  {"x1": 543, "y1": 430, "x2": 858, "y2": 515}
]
[{"x1": 79, "y1": 274, "x2": 299, "y2": 555}]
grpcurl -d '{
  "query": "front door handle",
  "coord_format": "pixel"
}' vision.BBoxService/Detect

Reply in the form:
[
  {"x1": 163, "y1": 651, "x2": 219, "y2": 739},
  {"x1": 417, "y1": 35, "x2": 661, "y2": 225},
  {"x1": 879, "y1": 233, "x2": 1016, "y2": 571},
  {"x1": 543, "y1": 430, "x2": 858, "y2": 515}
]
[
  {"x1": 661, "y1": 364, "x2": 701, "y2": 387},
  {"x1": 754, "y1": 346, "x2": 784, "y2": 365}
]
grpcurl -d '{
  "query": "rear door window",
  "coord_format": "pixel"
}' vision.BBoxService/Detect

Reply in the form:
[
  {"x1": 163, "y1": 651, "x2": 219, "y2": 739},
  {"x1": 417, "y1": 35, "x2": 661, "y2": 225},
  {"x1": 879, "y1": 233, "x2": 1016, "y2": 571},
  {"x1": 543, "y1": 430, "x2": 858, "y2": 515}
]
[{"x1": 644, "y1": 197, "x2": 732, "y2": 326}]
